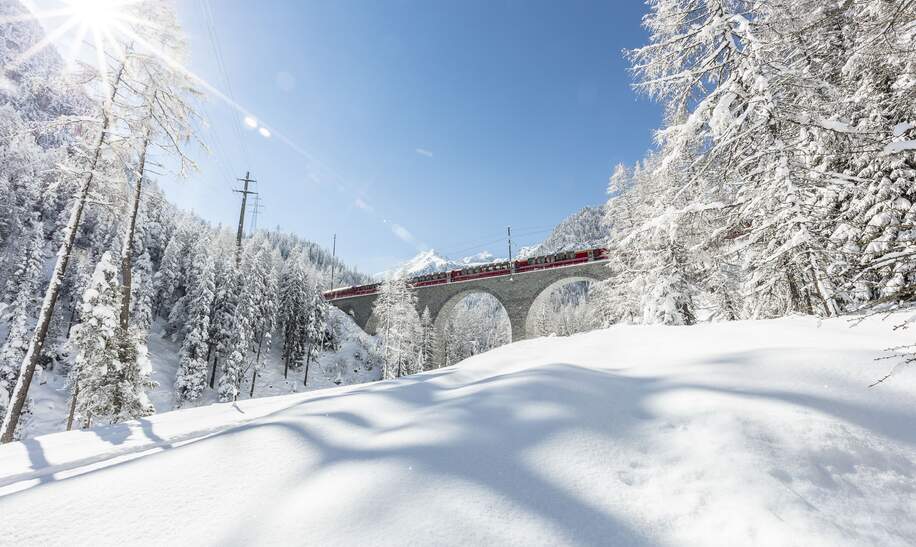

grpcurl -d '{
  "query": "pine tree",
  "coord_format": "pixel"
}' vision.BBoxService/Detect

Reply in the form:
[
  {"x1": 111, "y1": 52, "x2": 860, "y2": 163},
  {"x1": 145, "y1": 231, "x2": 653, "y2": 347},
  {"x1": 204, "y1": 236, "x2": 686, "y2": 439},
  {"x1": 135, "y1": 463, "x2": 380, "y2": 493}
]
[
  {"x1": 154, "y1": 226, "x2": 186, "y2": 319},
  {"x1": 130, "y1": 251, "x2": 155, "y2": 331},
  {"x1": 208, "y1": 240, "x2": 240, "y2": 389},
  {"x1": 278, "y1": 249, "x2": 309, "y2": 378},
  {"x1": 69, "y1": 252, "x2": 154, "y2": 427},
  {"x1": 373, "y1": 278, "x2": 422, "y2": 379},
  {"x1": 301, "y1": 288, "x2": 326, "y2": 386},
  {"x1": 175, "y1": 236, "x2": 215, "y2": 405},
  {"x1": 240, "y1": 235, "x2": 279, "y2": 397},
  {"x1": 0, "y1": 220, "x2": 43, "y2": 438},
  {"x1": 418, "y1": 307, "x2": 437, "y2": 370}
]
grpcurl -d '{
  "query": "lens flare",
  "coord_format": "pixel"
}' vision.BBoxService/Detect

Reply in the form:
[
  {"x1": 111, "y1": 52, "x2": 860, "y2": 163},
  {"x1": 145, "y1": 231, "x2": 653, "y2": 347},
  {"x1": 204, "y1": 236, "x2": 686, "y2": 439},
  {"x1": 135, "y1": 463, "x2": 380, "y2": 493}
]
[{"x1": 68, "y1": 0, "x2": 118, "y2": 31}]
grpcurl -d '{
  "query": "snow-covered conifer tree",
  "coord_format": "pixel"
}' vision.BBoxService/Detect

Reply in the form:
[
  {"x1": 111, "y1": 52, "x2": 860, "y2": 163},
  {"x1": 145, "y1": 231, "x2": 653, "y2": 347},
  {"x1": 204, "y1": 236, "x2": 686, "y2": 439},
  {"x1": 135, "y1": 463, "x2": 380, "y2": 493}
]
[
  {"x1": 373, "y1": 278, "x2": 422, "y2": 379},
  {"x1": 174, "y1": 237, "x2": 215, "y2": 405},
  {"x1": 302, "y1": 288, "x2": 328, "y2": 386},
  {"x1": 0, "y1": 220, "x2": 44, "y2": 437},
  {"x1": 418, "y1": 307, "x2": 437, "y2": 370},
  {"x1": 69, "y1": 252, "x2": 154, "y2": 427},
  {"x1": 278, "y1": 248, "x2": 309, "y2": 378}
]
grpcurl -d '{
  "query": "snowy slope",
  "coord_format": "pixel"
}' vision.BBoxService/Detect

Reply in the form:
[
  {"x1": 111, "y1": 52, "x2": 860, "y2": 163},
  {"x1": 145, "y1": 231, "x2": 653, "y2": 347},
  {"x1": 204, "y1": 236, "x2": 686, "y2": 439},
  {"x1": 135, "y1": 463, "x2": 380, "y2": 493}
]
[
  {"x1": 22, "y1": 308, "x2": 381, "y2": 438},
  {"x1": 1, "y1": 314, "x2": 915, "y2": 546},
  {"x1": 518, "y1": 205, "x2": 610, "y2": 258}
]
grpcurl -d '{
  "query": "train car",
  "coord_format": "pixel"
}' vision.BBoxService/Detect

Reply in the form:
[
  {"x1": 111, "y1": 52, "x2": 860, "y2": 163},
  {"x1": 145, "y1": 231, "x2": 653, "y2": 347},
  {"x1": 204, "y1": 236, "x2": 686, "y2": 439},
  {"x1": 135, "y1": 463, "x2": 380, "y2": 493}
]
[
  {"x1": 450, "y1": 261, "x2": 512, "y2": 283},
  {"x1": 513, "y1": 248, "x2": 605, "y2": 274},
  {"x1": 323, "y1": 247, "x2": 610, "y2": 301},
  {"x1": 324, "y1": 282, "x2": 382, "y2": 300},
  {"x1": 411, "y1": 272, "x2": 449, "y2": 288}
]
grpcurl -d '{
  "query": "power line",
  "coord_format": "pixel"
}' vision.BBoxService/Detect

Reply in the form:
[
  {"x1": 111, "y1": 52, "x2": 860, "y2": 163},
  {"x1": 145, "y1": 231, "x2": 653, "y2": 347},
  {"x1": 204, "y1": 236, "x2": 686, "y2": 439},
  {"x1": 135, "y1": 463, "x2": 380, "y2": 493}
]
[
  {"x1": 441, "y1": 227, "x2": 553, "y2": 258},
  {"x1": 200, "y1": 0, "x2": 250, "y2": 167}
]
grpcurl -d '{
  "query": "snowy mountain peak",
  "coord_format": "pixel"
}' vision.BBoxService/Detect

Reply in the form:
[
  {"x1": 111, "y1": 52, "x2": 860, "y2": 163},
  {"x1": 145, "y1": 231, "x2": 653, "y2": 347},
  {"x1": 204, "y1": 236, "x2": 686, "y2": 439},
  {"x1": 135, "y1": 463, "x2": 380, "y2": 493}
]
[{"x1": 379, "y1": 249, "x2": 499, "y2": 280}]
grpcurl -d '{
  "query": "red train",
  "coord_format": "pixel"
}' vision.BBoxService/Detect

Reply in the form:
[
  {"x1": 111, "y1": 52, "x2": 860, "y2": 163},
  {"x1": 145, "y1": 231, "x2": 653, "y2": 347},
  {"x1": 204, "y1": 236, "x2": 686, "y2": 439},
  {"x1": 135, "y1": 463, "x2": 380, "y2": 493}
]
[{"x1": 324, "y1": 247, "x2": 609, "y2": 301}]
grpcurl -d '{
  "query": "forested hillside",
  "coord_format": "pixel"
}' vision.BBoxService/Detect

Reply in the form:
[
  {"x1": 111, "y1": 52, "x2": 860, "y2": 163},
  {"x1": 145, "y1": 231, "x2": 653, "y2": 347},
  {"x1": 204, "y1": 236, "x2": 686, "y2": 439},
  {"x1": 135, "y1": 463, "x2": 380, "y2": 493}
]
[
  {"x1": 0, "y1": 0, "x2": 374, "y2": 440},
  {"x1": 591, "y1": 0, "x2": 916, "y2": 336},
  {"x1": 518, "y1": 205, "x2": 610, "y2": 258}
]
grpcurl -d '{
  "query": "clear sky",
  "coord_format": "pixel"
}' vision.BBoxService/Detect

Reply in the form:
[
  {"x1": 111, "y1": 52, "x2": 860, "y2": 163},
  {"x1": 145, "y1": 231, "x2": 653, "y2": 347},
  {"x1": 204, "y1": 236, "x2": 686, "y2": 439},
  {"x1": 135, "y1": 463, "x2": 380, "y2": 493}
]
[{"x1": 109, "y1": 1, "x2": 665, "y2": 274}]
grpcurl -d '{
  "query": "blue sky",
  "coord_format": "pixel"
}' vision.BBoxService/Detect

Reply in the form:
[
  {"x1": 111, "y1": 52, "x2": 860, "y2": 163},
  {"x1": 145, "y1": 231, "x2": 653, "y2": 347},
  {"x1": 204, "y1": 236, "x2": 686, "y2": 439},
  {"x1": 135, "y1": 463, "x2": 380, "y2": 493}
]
[{"x1": 77, "y1": 0, "x2": 663, "y2": 274}]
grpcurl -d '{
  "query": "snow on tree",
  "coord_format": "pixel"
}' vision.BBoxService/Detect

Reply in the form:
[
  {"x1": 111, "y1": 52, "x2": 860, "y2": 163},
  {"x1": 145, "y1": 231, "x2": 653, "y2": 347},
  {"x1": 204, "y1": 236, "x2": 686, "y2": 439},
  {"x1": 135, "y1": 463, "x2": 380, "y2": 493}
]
[
  {"x1": 0, "y1": 220, "x2": 44, "y2": 438},
  {"x1": 238, "y1": 234, "x2": 279, "y2": 397},
  {"x1": 110, "y1": 1, "x2": 200, "y2": 337},
  {"x1": 302, "y1": 287, "x2": 328, "y2": 386},
  {"x1": 373, "y1": 278, "x2": 422, "y2": 379},
  {"x1": 174, "y1": 236, "x2": 216, "y2": 406},
  {"x1": 208, "y1": 235, "x2": 241, "y2": 388},
  {"x1": 0, "y1": 0, "x2": 140, "y2": 440},
  {"x1": 442, "y1": 294, "x2": 511, "y2": 365},
  {"x1": 217, "y1": 338, "x2": 247, "y2": 403},
  {"x1": 130, "y1": 251, "x2": 155, "y2": 331},
  {"x1": 154, "y1": 223, "x2": 187, "y2": 320},
  {"x1": 69, "y1": 252, "x2": 154, "y2": 427},
  {"x1": 418, "y1": 307, "x2": 437, "y2": 370},
  {"x1": 278, "y1": 248, "x2": 310, "y2": 378}
]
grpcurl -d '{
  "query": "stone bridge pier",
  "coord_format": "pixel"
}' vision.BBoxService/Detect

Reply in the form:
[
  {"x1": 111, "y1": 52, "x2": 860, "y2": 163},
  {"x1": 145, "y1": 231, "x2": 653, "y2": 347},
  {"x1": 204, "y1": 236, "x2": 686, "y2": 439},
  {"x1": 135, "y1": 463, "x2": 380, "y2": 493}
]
[{"x1": 329, "y1": 260, "x2": 610, "y2": 367}]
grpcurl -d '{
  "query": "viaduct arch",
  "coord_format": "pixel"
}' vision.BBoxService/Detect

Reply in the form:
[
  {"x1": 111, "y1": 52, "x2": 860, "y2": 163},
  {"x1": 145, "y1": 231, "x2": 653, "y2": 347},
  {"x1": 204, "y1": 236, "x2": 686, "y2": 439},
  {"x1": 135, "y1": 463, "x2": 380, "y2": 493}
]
[{"x1": 330, "y1": 258, "x2": 610, "y2": 367}]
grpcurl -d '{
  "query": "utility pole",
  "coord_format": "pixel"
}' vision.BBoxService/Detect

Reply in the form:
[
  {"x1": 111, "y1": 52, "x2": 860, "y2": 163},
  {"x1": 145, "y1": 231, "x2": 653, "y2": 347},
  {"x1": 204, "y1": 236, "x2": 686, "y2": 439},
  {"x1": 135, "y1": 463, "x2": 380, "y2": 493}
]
[
  {"x1": 507, "y1": 226, "x2": 513, "y2": 261},
  {"x1": 329, "y1": 233, "x2": 337, "y2": 290},
  {"x1": 233, "y1": 171, "x2": 257, "y2": 260}
]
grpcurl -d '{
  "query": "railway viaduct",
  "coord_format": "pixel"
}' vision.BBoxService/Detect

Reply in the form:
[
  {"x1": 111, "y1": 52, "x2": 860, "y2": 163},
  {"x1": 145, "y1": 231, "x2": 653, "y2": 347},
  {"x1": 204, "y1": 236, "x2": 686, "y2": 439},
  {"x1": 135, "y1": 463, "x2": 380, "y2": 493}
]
[{"x1": 327, "y1": 260, "x2": 611, "y2": 365}]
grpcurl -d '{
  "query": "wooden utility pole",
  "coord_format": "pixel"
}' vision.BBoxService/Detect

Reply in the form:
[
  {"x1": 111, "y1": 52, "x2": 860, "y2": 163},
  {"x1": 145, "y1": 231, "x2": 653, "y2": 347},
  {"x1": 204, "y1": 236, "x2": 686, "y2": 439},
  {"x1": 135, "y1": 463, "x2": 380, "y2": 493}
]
[
  {"x1": 233, "y1": 172, "x2": 257, "y2": 260},
  {"x1": 329, "y1": 233, "x2": 337, "y2": 290}
]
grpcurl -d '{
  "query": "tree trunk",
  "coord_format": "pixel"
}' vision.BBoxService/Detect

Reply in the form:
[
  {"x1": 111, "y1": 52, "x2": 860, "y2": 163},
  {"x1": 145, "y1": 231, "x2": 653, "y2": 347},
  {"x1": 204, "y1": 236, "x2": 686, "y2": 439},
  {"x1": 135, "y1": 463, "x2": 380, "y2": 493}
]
[
  {"x1": 249, "y1": 335, "x2": 263, "y2": 398},
  {"x1": 119, "y1": 128, "x2": 151, "y2": 334},
  {"x1": 66, "y1": 382, "x2": 79, "y2": 431},
  {"x1": 66, "y1": 299, "x2": 77, "y2": 338},
  {"x1": 209, "y1": 355, "x2": 219, "y2": 388},
  {"x1": 303, "y1": 345, "x2": 311, "y2": 386},
  {"x1": 0, "y1": 58, "x2": 127, "y2": 443}
]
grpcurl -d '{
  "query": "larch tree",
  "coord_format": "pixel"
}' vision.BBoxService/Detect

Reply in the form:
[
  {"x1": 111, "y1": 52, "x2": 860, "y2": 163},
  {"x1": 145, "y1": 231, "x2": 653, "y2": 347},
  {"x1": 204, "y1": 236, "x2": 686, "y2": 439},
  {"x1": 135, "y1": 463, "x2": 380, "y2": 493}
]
[
  {"x1": 0, "y1": 47, "x2": 129, "y2": 443},
  {"x1": 0, "y1": 0, "x2": 198, "y2": 442},
  {"x1": 112, "y1": 0, "x2": 200, "y2": 338}
]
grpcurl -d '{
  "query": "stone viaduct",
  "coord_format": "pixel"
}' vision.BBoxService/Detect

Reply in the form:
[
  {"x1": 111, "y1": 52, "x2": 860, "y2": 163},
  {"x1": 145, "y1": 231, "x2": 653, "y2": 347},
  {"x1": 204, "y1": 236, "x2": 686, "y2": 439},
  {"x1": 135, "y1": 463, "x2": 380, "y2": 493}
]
[{"x1": 326, "y1": 259, "x2": 610, "y2": 364}]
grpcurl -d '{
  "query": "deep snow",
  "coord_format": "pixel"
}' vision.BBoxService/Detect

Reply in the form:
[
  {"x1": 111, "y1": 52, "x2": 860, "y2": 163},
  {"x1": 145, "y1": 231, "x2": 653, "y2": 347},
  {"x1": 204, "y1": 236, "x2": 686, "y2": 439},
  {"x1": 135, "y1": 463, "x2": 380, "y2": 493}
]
[
  {"x1": 1, "y1": 314, "x2": 915, "y2": 546},
  {"x1": 19, "y1": 307, "x2": 381, "y2": 438}
]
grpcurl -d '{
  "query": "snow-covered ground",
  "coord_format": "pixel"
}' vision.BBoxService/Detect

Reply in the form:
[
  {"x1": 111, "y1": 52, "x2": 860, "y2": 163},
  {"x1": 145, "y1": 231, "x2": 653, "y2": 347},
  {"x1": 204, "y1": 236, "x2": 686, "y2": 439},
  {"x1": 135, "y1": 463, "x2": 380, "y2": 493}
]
[
  {"x1": 21, "y1": 308, "x2": 381, "y2": 439},
  {"x1": 1, "y1": 314, "x2": 915, "y2": 546}
]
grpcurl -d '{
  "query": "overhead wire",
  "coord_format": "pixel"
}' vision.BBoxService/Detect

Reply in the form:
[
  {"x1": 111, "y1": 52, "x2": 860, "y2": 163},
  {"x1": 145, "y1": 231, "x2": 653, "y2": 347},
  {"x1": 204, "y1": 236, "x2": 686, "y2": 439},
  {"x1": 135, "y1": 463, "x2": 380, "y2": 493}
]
[
  {"x1": 200, "y1": 0, "x2": 250, "y2": 169},
  {"x1": 441, "y1": 226, "x2": 554, "y2": 258}
]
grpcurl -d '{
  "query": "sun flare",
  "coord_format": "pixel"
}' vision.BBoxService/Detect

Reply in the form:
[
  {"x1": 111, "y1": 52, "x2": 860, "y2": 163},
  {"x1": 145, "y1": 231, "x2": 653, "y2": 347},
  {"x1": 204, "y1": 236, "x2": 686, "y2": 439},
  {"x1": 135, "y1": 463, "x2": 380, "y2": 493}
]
[{"x1": 67, "y1": 0, "x2": 119, "y2": 31}]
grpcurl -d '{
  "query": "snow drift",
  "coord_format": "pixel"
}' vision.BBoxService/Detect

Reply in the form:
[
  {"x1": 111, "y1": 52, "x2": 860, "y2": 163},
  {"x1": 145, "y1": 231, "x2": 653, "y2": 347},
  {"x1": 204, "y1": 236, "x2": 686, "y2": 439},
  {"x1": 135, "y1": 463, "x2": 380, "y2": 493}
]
[{"x1": 1, "y1": 314, "x2": 914, "y2": 546}]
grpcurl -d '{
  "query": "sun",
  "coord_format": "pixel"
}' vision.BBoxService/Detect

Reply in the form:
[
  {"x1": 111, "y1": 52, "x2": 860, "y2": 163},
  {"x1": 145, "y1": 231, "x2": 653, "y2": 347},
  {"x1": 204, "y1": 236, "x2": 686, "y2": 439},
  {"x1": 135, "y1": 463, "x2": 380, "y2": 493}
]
[
  {"x1": 2, "y1": 0, "x2": 139, "y2": 77},
  {"x1": 66, "y1": 0, "x2": 120, "y2": 31}
]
